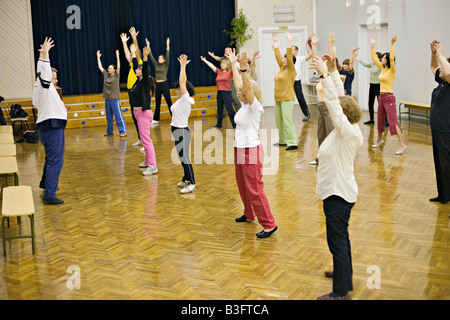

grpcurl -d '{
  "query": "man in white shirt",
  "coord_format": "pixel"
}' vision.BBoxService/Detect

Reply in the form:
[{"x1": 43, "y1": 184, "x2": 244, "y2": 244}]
[
  {"x1": 293, "y1": 45, "x2": 312, "y2": 121},
  {"x1": 33, "y1": 37, "x2": 67, "y2": 205}
]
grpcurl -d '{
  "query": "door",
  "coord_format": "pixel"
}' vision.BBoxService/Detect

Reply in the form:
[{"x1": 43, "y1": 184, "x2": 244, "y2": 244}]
[
  {"x1": 357, "y1": 24, "x2": 388, "y2": 111},
  {"x1": 259, "y1": 26, "x2": 308, "y2": 107}
]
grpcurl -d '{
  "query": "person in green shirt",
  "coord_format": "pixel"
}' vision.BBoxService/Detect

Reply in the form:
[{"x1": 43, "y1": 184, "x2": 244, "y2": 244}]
[
  {"x1": 355, "y1": 50, "x2": 382, "y2": 125},
  {"x1": 148, "y1": 37, "x2": 172, "y2": 124}
]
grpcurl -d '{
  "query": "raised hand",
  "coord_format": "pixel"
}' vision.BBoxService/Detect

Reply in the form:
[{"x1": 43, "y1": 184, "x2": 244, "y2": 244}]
[
  {"x1": 310, "y1": 56, "x2": 328, "y2": 76},
  {"x1": 391, "y1": 35, "x2": 397, "y2": 44},
  {"x1": 322, "y1": 54, "x2": 337, "y2": 73},
  {"x1": 116, "y1": 50, "x2": 120, "y2": 57},
  {"x1": 224, "y1": 48, "x2": 238, "y2": 64},
  {"x1": 96, "y1": 50, "x2": 102, "y2": 58},
  {"x1": 178, "y1": 54, "x2": 190, "y2": 66},
  {"x1": 371, "y1": 36, "x2": 376, "y2": 46},
  {"x1": 129, "y1": 27, "x2": 139, "y2": 39},
  {"x1": 285, "y1": 32, "x2": 292, "y2": 42},
  {"x1": 310, "y1": 33, "x2": 320, "y2": 47},
  {"x1": 272, "y1": 32, "x2": 279, "y2": 42},
  {"x1": 166, "y1": 37, "x2": 170, "y2": 47},
  {"x1": 120, "y1": 33, "x2": 129, "y2": 43},
  {"x1": 432, "y1": 41, "x2": 445, "y2": 57},
  {"x1": 146, "y1": 38, "x2": 150, "y2": 48},
  {"x1": 239, "y1": 52, "x2": 248, "y2": 70},
  {"x1": 39, "y1": 37, "x2": 54, "y2": 53},
  {"x1": 328, "y1": 32, "x2": 336, "y2": 44},
  {"x1": 143, "y1": 46, "x2": 150, "y2": 58}
]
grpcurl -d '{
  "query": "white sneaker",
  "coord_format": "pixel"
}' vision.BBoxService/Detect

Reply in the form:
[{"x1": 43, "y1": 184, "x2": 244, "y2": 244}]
[
  {"x1": 139, "y1": 161, "x2": 148, "y2": 168},
  {"x1": 140, "y1": 147, "x2": 145, "y2": 152},
  {"x1": 180, "y1": 183, "x2": 196, "y2": 194},
  {"x1": 178, "y1": 181, "x2": 189, "y2": 188},
  {"x1": 309, "y1": 160, "x2": 318, "y2": 166},
  {"x1": 143, "y1": 166, "x2": 158, "y2": 176},
  {"x1": 133, "y1": 140, "x2": 142, "y2": 146},
  {"x1": 152, "y1": 120, "x2": 159, "y2": 125}
]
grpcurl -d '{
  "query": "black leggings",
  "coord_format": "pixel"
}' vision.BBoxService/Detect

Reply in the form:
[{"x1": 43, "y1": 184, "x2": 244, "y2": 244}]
[
  {"x1": 171, "y1": 126, "x2": 195, "y2": 184},
  {"x1": 154, "y1": 81, "x2": 173, "y2": 121},
  {"x1": 367, "y1": 83, "x2": 380, "y2": 121}
]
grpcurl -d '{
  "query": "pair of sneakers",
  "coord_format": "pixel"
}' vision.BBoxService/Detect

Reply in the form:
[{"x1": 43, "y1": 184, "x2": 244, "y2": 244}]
[
  {"x1": 178, "y1": 181, "x2": 196, "y2": 194},
  {"x1": 140, "y1": 162, "x2": 158, "y2": 176}
]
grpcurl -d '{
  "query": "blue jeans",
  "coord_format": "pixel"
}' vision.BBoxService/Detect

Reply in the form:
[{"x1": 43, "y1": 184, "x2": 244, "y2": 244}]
[
  {"x1": 105, "y1": 99, "x2": 127, "y2": 134},
  {"x1": 39, "y1": 128, "x2": 65, "y2": 199}
]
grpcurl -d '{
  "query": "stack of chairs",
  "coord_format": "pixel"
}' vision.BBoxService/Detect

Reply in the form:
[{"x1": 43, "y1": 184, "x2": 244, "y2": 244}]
[{"x1": 0, "y1": 125, "x2": 36, "y2": 257}]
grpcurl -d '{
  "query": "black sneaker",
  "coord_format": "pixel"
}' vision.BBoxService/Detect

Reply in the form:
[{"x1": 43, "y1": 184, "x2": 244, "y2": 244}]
[
  {"x1": 364, "y1": 120, "x2": 374, "y2": 125},
  {"x1": 43, "y1": 197, "x2": 64, "y2": 205},
  {"x1": 286, "y1": 146, "x2": 298, "y2": 151}
]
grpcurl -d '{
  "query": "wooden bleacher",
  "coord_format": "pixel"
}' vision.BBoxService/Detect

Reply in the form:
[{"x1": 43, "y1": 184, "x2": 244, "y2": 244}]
[{"x1": 1, "y1": 86, "x2": 219, "y2": 130}]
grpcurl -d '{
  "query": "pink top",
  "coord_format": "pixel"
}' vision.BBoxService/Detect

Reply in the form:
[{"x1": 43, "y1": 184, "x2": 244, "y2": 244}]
[{"x1": 216, "y1": 68, "x2": 233, "y2": 91}]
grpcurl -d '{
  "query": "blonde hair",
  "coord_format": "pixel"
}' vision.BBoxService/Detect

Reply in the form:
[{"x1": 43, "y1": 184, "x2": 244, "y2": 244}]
[
  {"x1": 238, "y1": 80, "x2": 263, "y2": 104},
  {"x1": 339, "y1": 95, "x2": 362, "y2": 124},
  {"x1": 221, "y1": 59, "x2": 231, "y2": 71}
]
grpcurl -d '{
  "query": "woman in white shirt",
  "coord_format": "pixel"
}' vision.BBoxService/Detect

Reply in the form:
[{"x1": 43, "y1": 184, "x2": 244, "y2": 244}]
[
  {"x1": 310, "y1": 46, "x2": 363, "y2": 300},
  {"x1": 171, "y1": 54, "x2": 196, "y2": 194},
  {"x1": 226, "y1": 50, "x2": 277, "y2": 239}
]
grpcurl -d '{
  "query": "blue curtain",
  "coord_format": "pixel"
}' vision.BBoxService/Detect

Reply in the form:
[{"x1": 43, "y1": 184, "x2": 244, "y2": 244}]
[{"x1": 31, "y1": 0, "x2": 235, "y2": 95}]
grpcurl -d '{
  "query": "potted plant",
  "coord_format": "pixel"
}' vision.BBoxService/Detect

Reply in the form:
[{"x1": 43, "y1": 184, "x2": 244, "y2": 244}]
[{"x1": 224, "y1": 9, "x2": 253, "y2": 51}]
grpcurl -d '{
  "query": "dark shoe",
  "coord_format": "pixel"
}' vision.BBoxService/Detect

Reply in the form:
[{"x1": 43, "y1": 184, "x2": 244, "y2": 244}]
[
  {"x1": 324, "y1": 271, "x2": 333, "y2": 278},
  {"x1": 235, "y1": 215, "x2": 252, "y2": 222},
  {"x1": 317, "y1": 292, "x2": 350, "y2": 300},
  {"x1": 303, "y1": 115, "x2": 311, "y2": 121},
  {"x1": 212, "y1": 126, "x2": 222, "y2": 129},
  {"x1": 256, "y1": 226, "x2": 278, "y2": 238},
  {"x1": 364, "y1": 120, "x2": 374, "y2": 125},
  {"x1": 286, "y1": 146, "x2": 298, "y2": 151},
  {"x1": 429, "y1": 197, "x2": 449, "y2": 204},
  {"x1": 273, "y1": 143, "x2": 287, "y2": 146},
  {"x1": 43, "y1": 197, "x2": 64, "y2": 205},
  {"x1": 385, "y1": 121, "x2": 389, "y2": 127}
]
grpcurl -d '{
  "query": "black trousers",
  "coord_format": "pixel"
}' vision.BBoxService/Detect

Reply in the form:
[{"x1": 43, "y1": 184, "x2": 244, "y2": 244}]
[
  {"x1": 154, "y1": 81, "x2": 173, "y2": 121},
  {"x1": 323, "y1": 195, "x2": 354, "y2": 294},
  {"x1": 216, "y1": 90, "x2": 236, "y2": 128},
  {"x1": 432, "y1": 131, "x2": 450, "y2": 201},
  {"x1": 294, "y1": 80, "x2": 310, "y2": 117},
  {"x1": 171, "y1": 126, "x2": 195, "y2": 184},
  {"x1": 128, "y1": 90, "x2": 140, "y2": 139},
  {"x1": 368, "y1": 83, "x2": 381, "y2": 121}
]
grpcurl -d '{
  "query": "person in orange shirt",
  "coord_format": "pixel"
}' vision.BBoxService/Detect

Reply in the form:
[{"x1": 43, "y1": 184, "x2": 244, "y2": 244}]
[
  {"x1": 273, "y1": 32, "x2": 298, "y2": 151},
  {"x1": 371, "y1": 35, "x2": 406, "y2": 155}
]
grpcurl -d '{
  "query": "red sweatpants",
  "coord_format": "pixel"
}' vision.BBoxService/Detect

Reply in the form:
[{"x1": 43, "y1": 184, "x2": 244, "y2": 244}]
[{"x1": 234, "y1": 145, "x2": 276, "y2": 229}]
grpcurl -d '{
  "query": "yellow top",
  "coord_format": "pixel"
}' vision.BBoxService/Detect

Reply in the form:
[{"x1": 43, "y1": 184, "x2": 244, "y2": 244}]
[
  {"x1": 127, "y1": 59, "x2": 143, "y2": 90},
  {"x1": 372, "y1": 44, "x2": 396, "y2": 93},
  {"x1": 274, "y1": 47, "x2": 297, "y2": 101}
]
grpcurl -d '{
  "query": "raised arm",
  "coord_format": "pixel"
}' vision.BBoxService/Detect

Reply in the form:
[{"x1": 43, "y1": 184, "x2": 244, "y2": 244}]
[
  {"x1": 96, "y1": 50, "x2": 105, "y2": 73},
  {"x1": 285, "y1": 32, "x2": 295, "y2": 71},
  {"x1": 433, "y1": 41, "x2": 450, "y2": 83},
  {"x1": 250, "y1": 50, "x2": 260, "y2": 73},
  {"x1": 178, "y1": 54, "x2": 190, "y2": 96},
  {"x1": 349, "y1": 47, "x2": 359, "y2": 73},
  {"x1": 272, "y1": 32, "x2": 284, "y2": 68},
  {"x1": 129, "y1": 27, "x2": 141, "y2": 62},
  {"x1": 120, "y1": 33, "x2": 131, "y2": 63},
  {"x1": 239, "y1": 52, "x2": 255, "y2": 105},
  {"x1": 208, "y1": 51, "x2": 222, "y2": 62},
  {"x1": 371, "y1": 37, "x2": 383, "y2": 70},
  {"x1": 115, "y1": 50, "x2": 121, "y2": 74},
  {"x1": 200, "y1": 56, "x2": 217, "y2": 72},
  {"x1": 146, "y1": 38, "x2": 158, "y2": 66},
  {"x1": 356, "y1": 54, "x2": 371, "y2": 68},
  {"x1": 225, "y1": 48, "x2": 241, "y2": 89},
  {"x1": 37, "y1": 37, "x2": 54, "y2": 82},
  {"x1": 390, "y1": 35, "x2": 397, "y2": 73},
  {"x1": 430, "y1": 41, "x2": 440, "y2": 76}
]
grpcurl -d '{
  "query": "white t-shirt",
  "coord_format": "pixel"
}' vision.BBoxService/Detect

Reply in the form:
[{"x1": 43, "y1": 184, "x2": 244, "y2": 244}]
[
  {"x1": 170, "y1": 92, "x2": 195, "y2": 128},
  {"x1": 234, "y1": 98, "x2": 264, "y2": 148},
  {"x1": 294, "y1": 56, "x2": 306, "y2": 81},
  {"x1": 32, "y1": 59, "x2": 67, "y2": 124}
]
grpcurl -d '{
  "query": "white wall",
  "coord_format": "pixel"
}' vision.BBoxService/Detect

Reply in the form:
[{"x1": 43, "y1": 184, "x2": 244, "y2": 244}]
[
  {"x1": 0, "y1": 0, "x2": 35, "y2": 100},
  {"x1": 236, "y1": 0, "x2": 314, "y2": 81},
  {"x1": 316, "y1": 0, "x2": 450, "y2": 111}
]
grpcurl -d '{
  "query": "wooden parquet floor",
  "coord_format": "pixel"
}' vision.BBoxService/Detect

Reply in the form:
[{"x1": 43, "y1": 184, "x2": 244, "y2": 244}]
[{"x1": 0, "y1": 105, "x2": 449, "y2": 300}]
